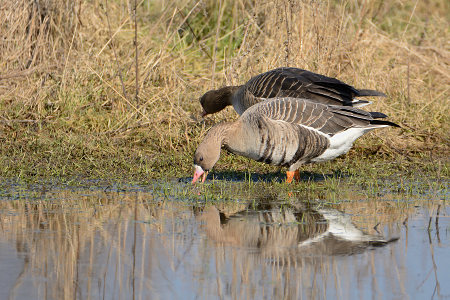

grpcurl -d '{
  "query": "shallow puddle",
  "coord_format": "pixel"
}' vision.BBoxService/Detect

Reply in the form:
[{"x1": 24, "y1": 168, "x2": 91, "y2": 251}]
[{"x1": 0, "y1": 181, "x2": 449, "y2": 299}]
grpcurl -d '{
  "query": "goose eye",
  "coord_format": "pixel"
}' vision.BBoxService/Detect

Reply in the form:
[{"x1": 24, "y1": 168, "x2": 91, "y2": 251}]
[{"x1": 199, "y1": 156, "x2": 203, "y2": 162}]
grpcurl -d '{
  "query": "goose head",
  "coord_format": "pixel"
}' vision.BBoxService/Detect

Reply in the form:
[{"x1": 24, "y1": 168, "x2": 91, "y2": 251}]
[
  {"x1": 192, "y1": 123, "x2": 234, "y2": 184},
  {"x1": 199, "y1": 86, "x2": 240, "y2": 116},
  {"x1": 192, "y1": 139, "x2": 222, "y2": 184}
]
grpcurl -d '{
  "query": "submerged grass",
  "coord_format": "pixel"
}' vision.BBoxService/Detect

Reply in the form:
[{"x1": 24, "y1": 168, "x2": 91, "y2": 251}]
[
  {"x1": 1, "y1": 164, "x2": 447, "y2": 207},
  {"x1": 0, "y1": 0, "x2": 448, "y2": 182}
]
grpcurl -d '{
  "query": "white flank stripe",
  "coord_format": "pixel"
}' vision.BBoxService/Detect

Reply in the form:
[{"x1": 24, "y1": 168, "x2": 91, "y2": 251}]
[
  {"x1": 312, "y1": 127, "x2": 377, "y2": 162},
  {"x1": 297, "y1": 124, "x2": 330, "y2": 139},
  {"x1": 352, "y1": 99, "x2": 372, "y2": 107}
]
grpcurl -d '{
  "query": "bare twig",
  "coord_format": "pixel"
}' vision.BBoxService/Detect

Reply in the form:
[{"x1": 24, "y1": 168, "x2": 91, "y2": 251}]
[
  {"x1": 133, "y1": 0, "x2": 139, "y2": 103},
  {"x1": 0, "y1": 66, "x2": 43, "y2": 80},
  {"x1": 177, "y1": 9, "x2": 213, "y2": 62},
  {"x1": 211, "y1": 0, "x2": 224, "y2": 87},
  {"x1": 87, "y1": 65, "x2": 150, "y2": 122},
  {"x1": 104, "y1": 0, "x2": 129, "y2": 101},
  {"x1": 61, "y1": 21, "x2": 78, "y2": 94}
]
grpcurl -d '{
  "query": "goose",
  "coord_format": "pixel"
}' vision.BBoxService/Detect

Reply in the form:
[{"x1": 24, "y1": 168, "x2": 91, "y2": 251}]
[
  {"x1": 200, "y1": 67, "x2": 386, "y2": 116},
  {"x1": 192, "y1": 97, "x2": 398, "y2": 183},
  {"x1": 198, "y1": 205, "x2": 398, "y2": 257}
]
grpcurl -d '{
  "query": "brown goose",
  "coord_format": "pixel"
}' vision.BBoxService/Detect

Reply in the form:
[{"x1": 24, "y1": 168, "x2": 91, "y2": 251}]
[
  {"x1": 200, "y1": 67, "x2": 386, "y2": 116},
  {"x1": 192, "y1": 98, "x2": 398, "y2": 183}
]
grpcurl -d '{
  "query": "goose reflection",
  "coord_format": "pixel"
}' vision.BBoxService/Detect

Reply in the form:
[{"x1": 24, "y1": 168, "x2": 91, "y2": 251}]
[{"x1": 197, "y1": 203, "x2": 398, "y2": 261}]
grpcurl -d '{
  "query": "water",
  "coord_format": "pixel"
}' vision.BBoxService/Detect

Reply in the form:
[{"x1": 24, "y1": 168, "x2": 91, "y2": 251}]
[{"x1": 0, "y1": 181, "x2": 448, "y2": 299}]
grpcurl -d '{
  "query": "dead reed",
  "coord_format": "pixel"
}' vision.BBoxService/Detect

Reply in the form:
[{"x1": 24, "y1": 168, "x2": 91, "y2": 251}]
[{"x1": 0, "y1": 0, "x2": 448, "y2": 179}]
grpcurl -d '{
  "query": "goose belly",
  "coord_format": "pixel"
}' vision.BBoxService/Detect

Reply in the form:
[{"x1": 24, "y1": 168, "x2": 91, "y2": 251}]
[
  {"x1": 311, "y1": 127, "x2": 374, "y2": 162},
  {"x1": 255, "y1": 133, "x2": 298, "y2": 165},
  {"x1": 252, "y1": 122, "x2": 330, "y2": 167}
]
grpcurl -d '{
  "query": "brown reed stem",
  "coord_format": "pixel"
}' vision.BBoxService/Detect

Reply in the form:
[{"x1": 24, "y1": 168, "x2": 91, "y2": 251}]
[
  {"x1": 104, "y1": 0, "x2": 129, "y2": 103},
  {"x1": 133, "y1": 0, "x2": 139, "y2": 104},
  {"x1": 211, "y1": 0, "x2": 224, "y2": 87}
]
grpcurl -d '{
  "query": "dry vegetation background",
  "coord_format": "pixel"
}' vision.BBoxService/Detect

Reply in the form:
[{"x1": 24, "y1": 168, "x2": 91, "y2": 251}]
[{"x1": 0, "y1": 0, "x2": 449, "y2": 179}]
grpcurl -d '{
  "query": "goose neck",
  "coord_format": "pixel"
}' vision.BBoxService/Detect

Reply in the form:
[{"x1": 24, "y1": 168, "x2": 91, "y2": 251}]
[{"x1": 211, "y1": 121, "x2": 239, "y2": 146}]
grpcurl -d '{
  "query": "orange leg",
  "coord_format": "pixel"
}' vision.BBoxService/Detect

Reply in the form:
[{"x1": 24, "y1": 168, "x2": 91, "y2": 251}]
[
  {"x1": 286, "y1": 170, "x2": 300, "y2": 183},
  {"x1": 294, "y1": 170, "x2": 300, "y2": 181},
  {"x1": 286, "y1": 171, "x2": 294, "y2": 183}
]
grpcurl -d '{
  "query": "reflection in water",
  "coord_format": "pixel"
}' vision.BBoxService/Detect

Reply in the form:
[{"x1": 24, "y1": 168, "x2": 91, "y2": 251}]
[
  {"x1": 0, "y1": 185, "x2": 448, "y2": 299},
  {"x1": 197, "y1": 204, "x2": 398, "y2": 262}
]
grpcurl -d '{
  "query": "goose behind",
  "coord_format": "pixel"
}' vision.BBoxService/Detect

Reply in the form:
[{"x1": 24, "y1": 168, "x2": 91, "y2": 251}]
[
  {"x1": 193, "y1": 98, "x2": 398, "y2": 183},
  {"x1": 199, "y1": 67, "x2": 386, "y2": 116}
]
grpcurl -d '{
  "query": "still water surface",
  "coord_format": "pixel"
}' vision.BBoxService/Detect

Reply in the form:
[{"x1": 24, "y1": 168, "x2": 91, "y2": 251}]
[{"x1": 0, "y1": 181, "x2": 448, "y2": 299}]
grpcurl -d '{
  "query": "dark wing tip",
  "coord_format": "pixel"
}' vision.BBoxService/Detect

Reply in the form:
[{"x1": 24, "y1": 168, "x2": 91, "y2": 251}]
[
  {"x1": 370, "y1": 119, "x2": 401, "y2": 128},
  {"x1": 369, "y1": 111, "x2": 388, "y2": 119},
  {"x1": 357, "y1": 89, "x2": 387, "y2": 97}
]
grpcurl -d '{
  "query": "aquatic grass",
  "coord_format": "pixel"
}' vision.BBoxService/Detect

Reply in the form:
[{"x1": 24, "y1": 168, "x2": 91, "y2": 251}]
[
  {"x1": 1, "y1": 155, "x2": 447, "y2": 204},
  {"x1": 0, "y1": 174, "x2": 445, "y2": 245}
]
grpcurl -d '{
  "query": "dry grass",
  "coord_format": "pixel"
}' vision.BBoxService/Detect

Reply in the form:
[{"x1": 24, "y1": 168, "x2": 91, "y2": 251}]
[{"x1": 0, "y1": 0, "x2": 448, "y2": 179}]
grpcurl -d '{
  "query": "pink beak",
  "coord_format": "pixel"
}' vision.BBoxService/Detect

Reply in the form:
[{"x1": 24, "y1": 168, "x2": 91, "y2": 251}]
[
  {"x1": 192, "y1": 165, "x2": 208, "y2": 184},
  {"x1": 201, "y1": 109, "x2": 208, "y2": 117}
]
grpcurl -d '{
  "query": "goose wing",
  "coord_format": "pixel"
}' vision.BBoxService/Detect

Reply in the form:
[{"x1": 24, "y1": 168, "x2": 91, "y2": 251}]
[
  {"x1": 245, "y1": 98, "x2": 398, "y2": 137},
  {"x1": 244, "y1": 67, "x2": 385, "y2": 106}
]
